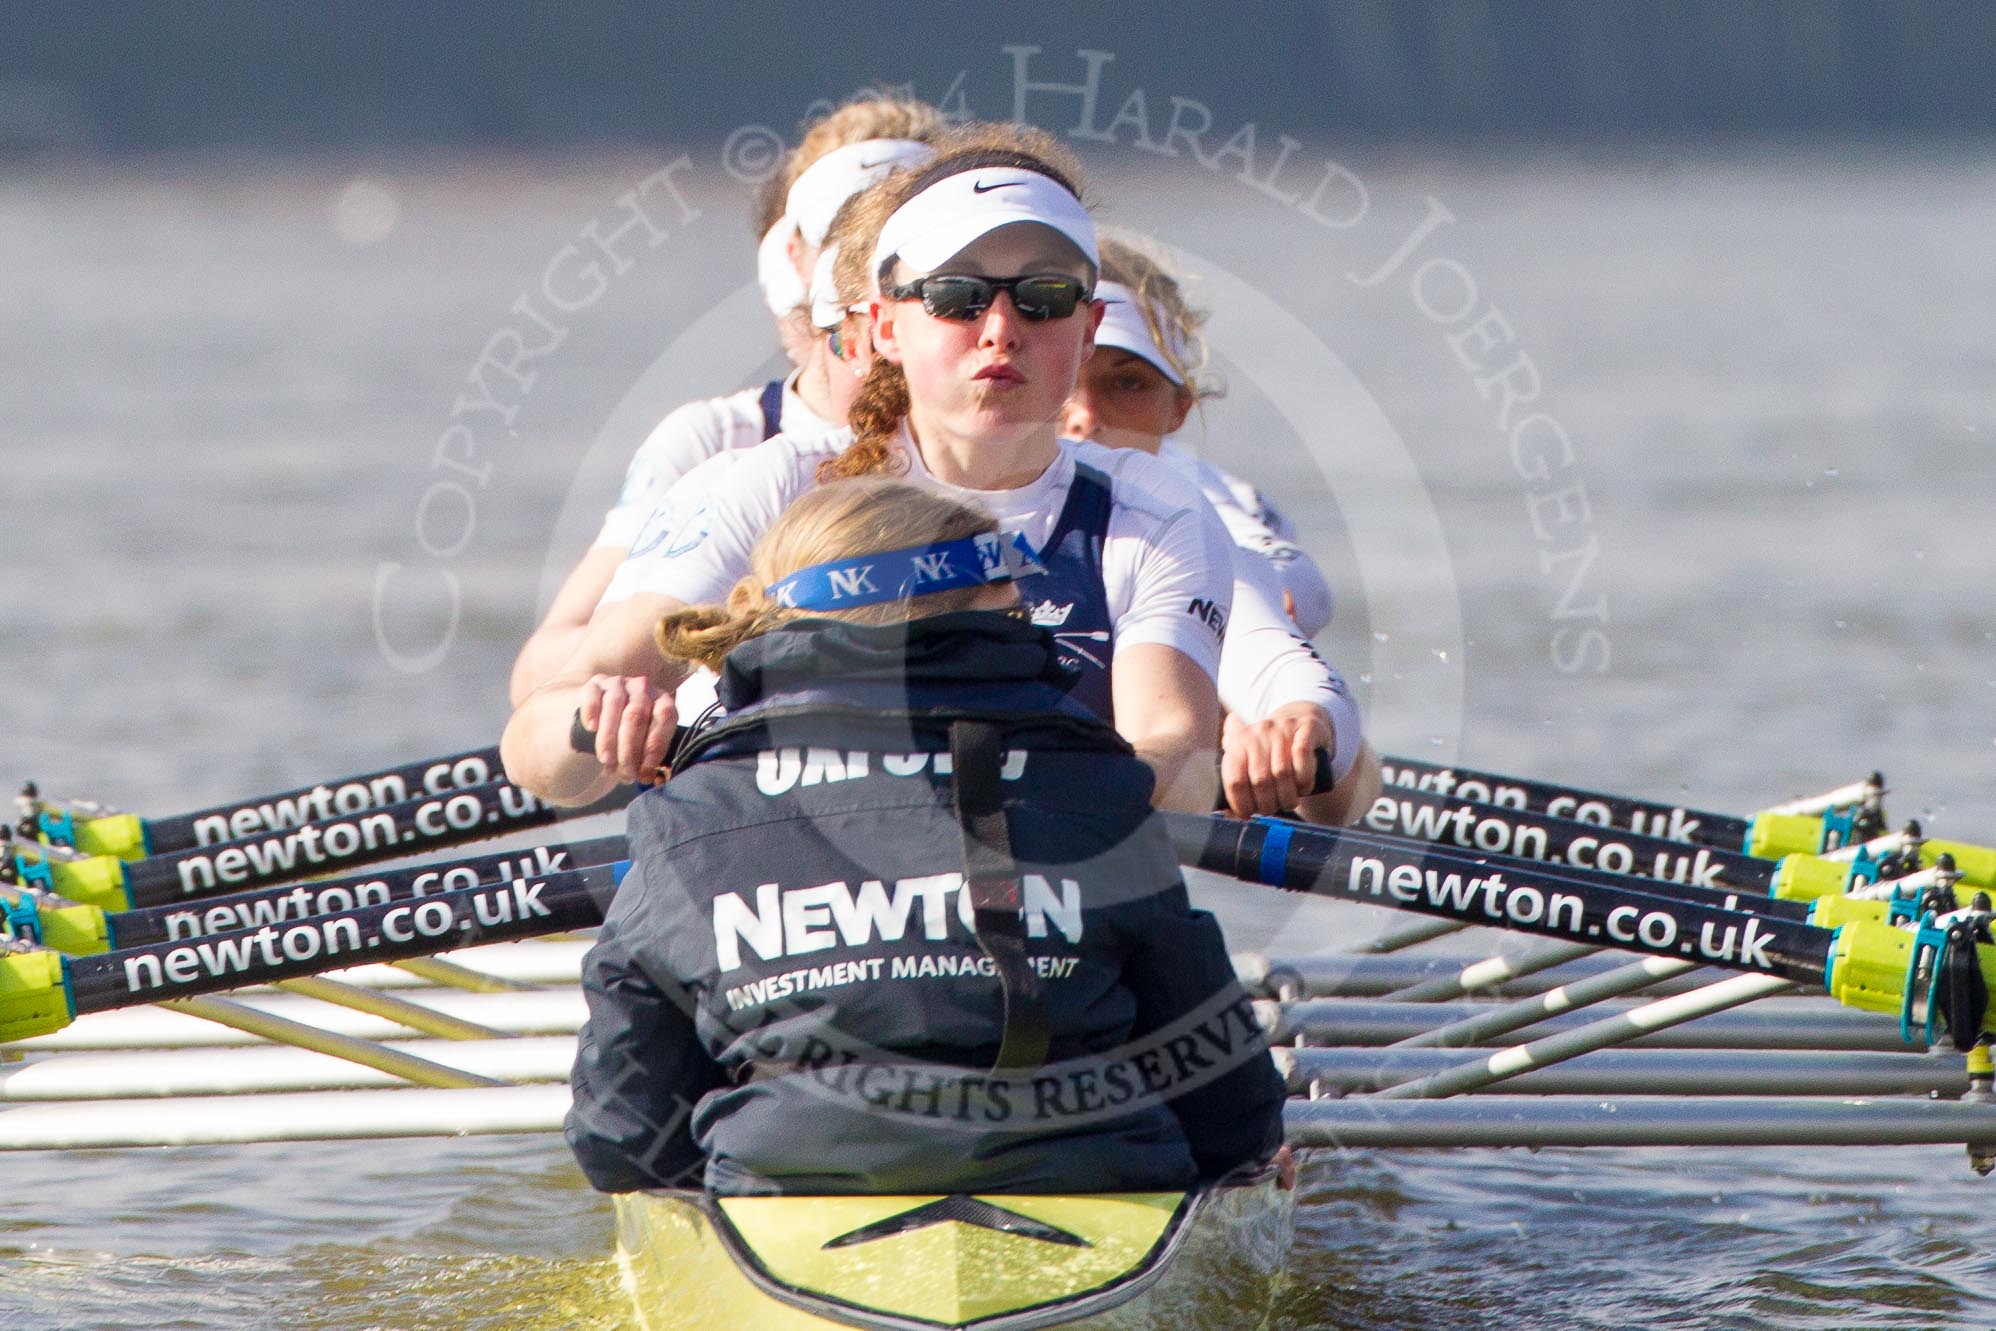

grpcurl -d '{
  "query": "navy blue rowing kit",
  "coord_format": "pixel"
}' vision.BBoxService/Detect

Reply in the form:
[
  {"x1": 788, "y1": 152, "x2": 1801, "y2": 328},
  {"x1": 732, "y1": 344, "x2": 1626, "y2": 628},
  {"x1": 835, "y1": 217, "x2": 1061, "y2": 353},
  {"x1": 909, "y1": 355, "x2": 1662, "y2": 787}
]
[
  {"x1": 755, "y1": 376, "x2": 784, "y2": 441},
  {"x1": 1015, "y1": 461, "x2": 1117, "y2": 722},
  {"x1": 566, "y1": 614, "x2": 1285, "y2": 1196}
]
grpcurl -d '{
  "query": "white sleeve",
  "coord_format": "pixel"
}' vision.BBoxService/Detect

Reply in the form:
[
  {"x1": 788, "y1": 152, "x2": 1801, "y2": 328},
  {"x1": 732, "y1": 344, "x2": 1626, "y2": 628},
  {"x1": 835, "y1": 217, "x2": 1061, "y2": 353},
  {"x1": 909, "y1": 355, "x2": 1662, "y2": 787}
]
[
  {"x1": 1200, "y1": 462, "x2": 1335, "y2": 637},
  {"x1": 1097, "y1": 456, "x2": 1236, "y2": 683},
  {"x1": 592, "y1": 398, "x2": 745, "y2": 550},
  {"x1": 1218, "y1": 549, "x2": 1365, "y2": 784},
  {"x1": 597, "y1": 445, "x2": 806, "y2": 609},
  {"x1": 1221, "y1": 468, "x2": 1299, "y2": 542}
]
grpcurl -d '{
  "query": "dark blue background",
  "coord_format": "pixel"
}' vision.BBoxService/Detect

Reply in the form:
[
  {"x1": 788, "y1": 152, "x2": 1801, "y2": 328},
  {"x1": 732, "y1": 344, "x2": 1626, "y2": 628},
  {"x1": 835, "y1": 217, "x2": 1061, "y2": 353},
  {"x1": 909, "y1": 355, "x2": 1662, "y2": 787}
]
[{"x1": 8, "y1": 1, "x2": 1994, "y2": 154}]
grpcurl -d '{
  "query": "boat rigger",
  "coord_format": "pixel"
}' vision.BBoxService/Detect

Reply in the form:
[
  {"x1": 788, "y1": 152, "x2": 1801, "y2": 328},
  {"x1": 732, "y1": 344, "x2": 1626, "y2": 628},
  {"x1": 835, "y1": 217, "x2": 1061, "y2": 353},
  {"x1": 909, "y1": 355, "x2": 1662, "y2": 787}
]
[{"x1": 11, "y1": 742, "x2": 1996, "y2": 1330}]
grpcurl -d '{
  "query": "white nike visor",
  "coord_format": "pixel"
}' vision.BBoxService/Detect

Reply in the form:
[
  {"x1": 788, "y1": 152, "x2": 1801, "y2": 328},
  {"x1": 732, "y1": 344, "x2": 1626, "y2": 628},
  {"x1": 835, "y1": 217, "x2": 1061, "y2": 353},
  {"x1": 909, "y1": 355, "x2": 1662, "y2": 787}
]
[
  {"x1": 756, "y1": 217, "x2": 807, "y2": 317},
  {"x1": 1092, "y1": 280, "x2": 1189, "y2": 385},
  {"x1": 871, "y1": 167, "x2": 1097, "y2": 281},
  {"x1": 808, "y1": 242, "x2": 847, "y2": 331},
  {"x1": 786, "y1": 138, "x2": 933, "y2": 249}
]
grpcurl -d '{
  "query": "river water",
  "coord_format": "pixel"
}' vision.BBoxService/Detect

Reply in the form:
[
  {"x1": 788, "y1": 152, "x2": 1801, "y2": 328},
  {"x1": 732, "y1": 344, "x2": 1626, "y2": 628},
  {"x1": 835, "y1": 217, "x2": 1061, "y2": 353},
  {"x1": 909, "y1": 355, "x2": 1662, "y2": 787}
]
[{"x1": 3, "y1": 143, "x2": 1995, "y2": 1328}]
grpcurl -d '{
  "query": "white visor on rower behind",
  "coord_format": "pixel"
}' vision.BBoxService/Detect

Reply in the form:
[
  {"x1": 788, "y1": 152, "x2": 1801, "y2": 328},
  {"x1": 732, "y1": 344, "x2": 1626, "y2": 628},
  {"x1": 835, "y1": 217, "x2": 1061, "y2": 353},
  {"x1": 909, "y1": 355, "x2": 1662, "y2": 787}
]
[
  {"x1": 808, "y1": 243, "x2": 846, "y2": 331},
  {"x1": 756, "y1": 219, "x2": 808, "y2": 317},
  {"x1": 786, "y1": 138, "x2": 933, "y2": 249},
  {"x1": 1093, "y1": 280, "x2": 1188, "y2": 386},
  {"x1": 871, "y1": 167, "x2": 1097, "y2": 281}
]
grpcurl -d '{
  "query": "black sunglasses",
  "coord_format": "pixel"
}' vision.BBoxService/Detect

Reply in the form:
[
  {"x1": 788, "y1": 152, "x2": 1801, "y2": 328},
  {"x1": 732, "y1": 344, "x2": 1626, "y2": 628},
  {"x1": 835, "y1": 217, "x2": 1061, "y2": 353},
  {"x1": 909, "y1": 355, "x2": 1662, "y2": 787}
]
[{"x1": 885, "y1": 273, "x2": 1092, "y2": 323}]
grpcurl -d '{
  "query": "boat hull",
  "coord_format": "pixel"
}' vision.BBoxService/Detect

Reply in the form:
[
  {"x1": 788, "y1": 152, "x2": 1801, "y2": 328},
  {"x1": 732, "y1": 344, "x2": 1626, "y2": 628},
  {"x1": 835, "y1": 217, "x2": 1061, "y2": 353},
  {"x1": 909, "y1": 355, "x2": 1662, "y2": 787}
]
[{"x1": 615, "y1": 1172, "x2": 1294, "y2": 1330}]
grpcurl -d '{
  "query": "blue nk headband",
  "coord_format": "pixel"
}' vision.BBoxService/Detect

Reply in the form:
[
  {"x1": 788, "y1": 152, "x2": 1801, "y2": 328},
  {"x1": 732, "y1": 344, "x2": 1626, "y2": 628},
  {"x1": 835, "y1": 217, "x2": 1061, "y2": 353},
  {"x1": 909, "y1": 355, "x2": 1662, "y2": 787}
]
[{"x1": 767, "y1": 531, "x2": 1044, "y2": 611}]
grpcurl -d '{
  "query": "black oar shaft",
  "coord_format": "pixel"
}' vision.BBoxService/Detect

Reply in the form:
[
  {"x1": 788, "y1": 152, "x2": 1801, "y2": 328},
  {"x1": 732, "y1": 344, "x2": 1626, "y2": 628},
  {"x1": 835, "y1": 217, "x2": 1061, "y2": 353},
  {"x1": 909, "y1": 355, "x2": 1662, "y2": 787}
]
[
  {"x1": 107, "y1": 834, "x2": 628, "y2": 948},
  {"x1": 1168, "y1": 814, "x2": 1830, "y2": 985},
  {"x1": 1361, "y1": 786, "x2": 1777, "y2": 892},
  {"x1": 139, "y1": 747, "x2": 505, "y2": 856},
  {"x1": 65, "y1": 863, "x2": 621, "y2": 1016},
  {"x1": 121, "y1": 780, "x2": 631, "y2": 907},
  {"x1": 1379, "y1": 756, "x2": 1751, "y2": 848},
  {"x1": 1349, "y1": 823, "x2": 1812, "y2": 925}
]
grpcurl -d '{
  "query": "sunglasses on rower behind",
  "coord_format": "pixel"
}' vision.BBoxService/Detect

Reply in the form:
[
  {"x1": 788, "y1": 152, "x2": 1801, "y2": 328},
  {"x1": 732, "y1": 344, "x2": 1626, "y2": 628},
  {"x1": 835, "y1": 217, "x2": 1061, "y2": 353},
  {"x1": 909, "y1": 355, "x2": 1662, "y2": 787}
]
[{"x1": 885, "y1": 273, "x2": 1093, "y2": 322}]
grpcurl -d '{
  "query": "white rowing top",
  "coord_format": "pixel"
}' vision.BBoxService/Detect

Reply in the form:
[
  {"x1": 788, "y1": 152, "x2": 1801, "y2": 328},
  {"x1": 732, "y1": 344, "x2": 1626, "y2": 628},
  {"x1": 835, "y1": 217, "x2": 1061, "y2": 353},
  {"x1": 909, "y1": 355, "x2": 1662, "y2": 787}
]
[
  {"x1": 600, "y1": 429, "x2": 1361, "y2": 774},
  {"x1": 604, "y1": 425, "x2": 1235, "y2": 684},
  {"x1": 1158, "y1": 440, "x2": 1333, "y2": 638},
  {"x1": 593, "y1": 374, "x2": 833, "y2": 551}
]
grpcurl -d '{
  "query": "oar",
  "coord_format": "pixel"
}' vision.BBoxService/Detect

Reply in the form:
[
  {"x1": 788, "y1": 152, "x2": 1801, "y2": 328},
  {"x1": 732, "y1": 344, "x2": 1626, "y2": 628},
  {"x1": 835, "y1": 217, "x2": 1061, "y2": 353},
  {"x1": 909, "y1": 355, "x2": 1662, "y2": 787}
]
[
  {"x1": 1368, "y1": 782, "x2": 1996, "y2": 900},
  {"x1": 1305, "y1": 801, "x2": 1984, "y2": 982},
  {"x1": 1384, "y1": 955, "x2": 1702, "y2": 1047},
  {"x1": 18, "y1": 745, "x2": 504, "y2": 860},
  {"x1": 0, "y1": 862, "x2": 627, "y2": 1044},
  {"x1": 0, "y1": 1034, "x2": 579, "y2": 1101},
  {"x1": 1338, "y1": 806, "x2": 1972, "y2": 1036},
  {"x1": 1349, "y1": 917, "x2": 1470, "y2": 955},
  {"x1": 0, "y1": 779, "x2": 632, "y2": 912},
  {"x1": 158, "y1": 994, "x2": 508, "y2": 1089},
  {"x1": 1333, "y1": 794, "x2": 1957, "y2": 1012},
  {"x1": 1366, "y1": 784, "x2": 1821, "y2": 895},
  {"x1": 0, "y1": 823, "x2": 1928, "y2": 1055},
  {"x1": 1374, "y1": 939, "x2": 1603, "y2": 1003},
  {"x1": 1370, "y1": 971, "x2": 1803, "y2": 1099},
  {"x1": 11, "y1": 808, "x2": 1965, "y2": 1066},
  {"x1": 1320, "y1": 771, "x2": 1893, "y2": 967},
  {"x1": 1166, "y1": 811, "x2": 1996, "y2": 1051},
  {"x1": 1281, "y1": 1043, "x2": 1972, "y2": 1098},
  {"x1": 1269, "y1": 994, "x2": 1916, "y2": 1052},
  {"x1": 1, "y1": 833, "x2": 628, "y2": 954},
  {"x1": 1268, "y1": 820, "x2": 1851, "y2": 935},
  {"x1": 1379, "y1": 753, "x2": 1885, "y2": 855}
]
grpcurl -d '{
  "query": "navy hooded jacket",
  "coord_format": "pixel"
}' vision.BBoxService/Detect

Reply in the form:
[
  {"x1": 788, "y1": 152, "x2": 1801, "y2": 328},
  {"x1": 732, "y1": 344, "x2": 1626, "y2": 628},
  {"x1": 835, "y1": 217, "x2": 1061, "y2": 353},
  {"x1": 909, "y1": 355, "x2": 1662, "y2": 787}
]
[{"x1": 565, "y1": 613, "x2": 1286, "y2": 1195}]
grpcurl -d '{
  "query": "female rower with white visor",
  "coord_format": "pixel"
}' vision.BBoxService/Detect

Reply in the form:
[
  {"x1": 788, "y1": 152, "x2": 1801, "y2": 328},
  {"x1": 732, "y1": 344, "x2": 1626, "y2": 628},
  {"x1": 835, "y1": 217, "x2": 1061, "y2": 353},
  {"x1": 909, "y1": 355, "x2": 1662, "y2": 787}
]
[
  {"x1": 507, "y1": 100, "x2": 938, "y2": 704},
  {"x1": 1067, "y1": 235, "x2": 1333, "y2": 634},
  {"x1": 1063, "y1": 235, "x2": 1380, "y2": 821},
  {"x1": 505, "y1": 123, "x2": 1255, "y2": 815},
  {"x1": 787, "y1": 214, "x2": 1369, "y2": 819}
]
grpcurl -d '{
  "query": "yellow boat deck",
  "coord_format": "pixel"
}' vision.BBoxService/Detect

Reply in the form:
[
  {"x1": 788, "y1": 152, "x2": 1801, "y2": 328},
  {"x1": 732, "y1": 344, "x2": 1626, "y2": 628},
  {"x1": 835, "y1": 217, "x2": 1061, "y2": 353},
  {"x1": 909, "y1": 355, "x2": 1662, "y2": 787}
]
[{"x1": 616, "y1": 1175, "x2": 1295, "y2": 1330}]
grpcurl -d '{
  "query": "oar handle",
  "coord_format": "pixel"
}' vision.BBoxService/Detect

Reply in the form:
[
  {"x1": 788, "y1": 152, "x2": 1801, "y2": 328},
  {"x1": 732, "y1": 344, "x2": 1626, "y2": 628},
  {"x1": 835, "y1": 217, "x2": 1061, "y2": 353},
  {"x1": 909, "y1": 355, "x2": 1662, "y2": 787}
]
[
  {"x1": 1308, "y1": 748, "x2": 1335, "y2": 796},
  {"x1": 568, "y1": 710, "x2": 691, "y2": 778}
]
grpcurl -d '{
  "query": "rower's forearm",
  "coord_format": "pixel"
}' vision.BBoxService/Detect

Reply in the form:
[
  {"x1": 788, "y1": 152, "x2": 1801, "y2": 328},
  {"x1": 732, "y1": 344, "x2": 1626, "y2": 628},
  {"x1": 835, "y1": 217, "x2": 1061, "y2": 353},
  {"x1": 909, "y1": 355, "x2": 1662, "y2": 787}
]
[
  {"x1": 512, "y1": 544, "x2": 635, "y2": 707},
  {"x1": 501, "y1": 687, "x2": 618, "y2": 807},
  {"x1": 1138, "y1": 738, "x2": 1221, "y2": 813},
  {"x1": 508, "y1": 624, "x2": 588, "y2": 708}
]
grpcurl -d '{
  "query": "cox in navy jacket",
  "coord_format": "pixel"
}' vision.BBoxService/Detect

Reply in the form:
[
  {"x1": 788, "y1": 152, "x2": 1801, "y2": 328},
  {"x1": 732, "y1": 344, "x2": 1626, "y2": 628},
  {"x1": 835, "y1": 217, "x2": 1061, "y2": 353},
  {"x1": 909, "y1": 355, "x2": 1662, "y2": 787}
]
[{"x1": 566, "y1": 612, "x2": 1286, "y2": 1195}]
